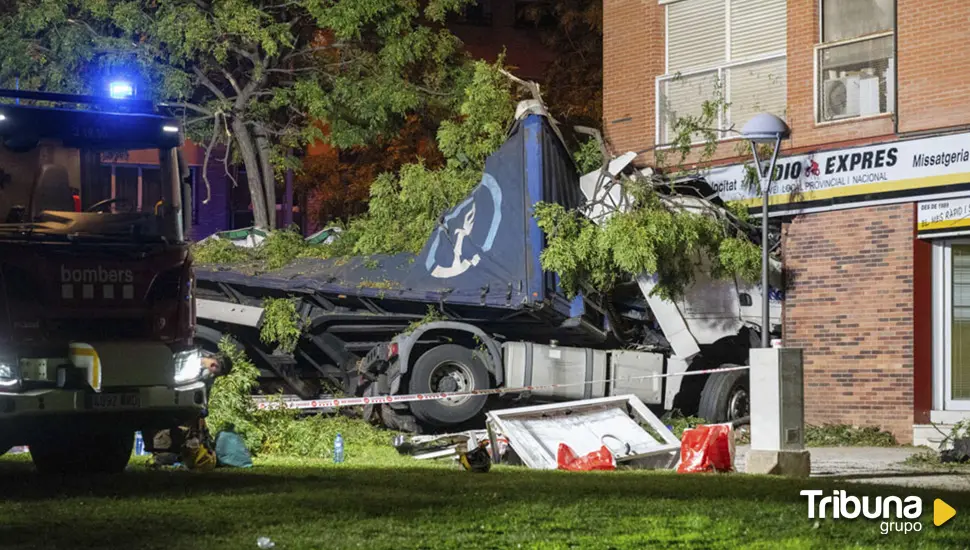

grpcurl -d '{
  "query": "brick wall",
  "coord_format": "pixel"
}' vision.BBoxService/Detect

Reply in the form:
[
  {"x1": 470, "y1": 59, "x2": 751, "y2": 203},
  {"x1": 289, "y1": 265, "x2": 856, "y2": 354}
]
[
  {"x1": 896, "y1": 0, "x2": 970, "y2": 133},
  {"x1": 604, "y1": 0, "x2": 970, "y2": 165},
  {"x1": 189, "y1": 160, "x2": 231, "y2": 241},
  {"x1": 782, "y1": 203, "x2": 915, "y2": 443},
  {"x1": 785, "y1": 0, "x2": 895, "y2": 151},
  {"x1": 450, "y1": 0, "x2": 555, "y2": 80},
  {"x1": 602, "y1": 0, "x2": 662, "y2": 158}
]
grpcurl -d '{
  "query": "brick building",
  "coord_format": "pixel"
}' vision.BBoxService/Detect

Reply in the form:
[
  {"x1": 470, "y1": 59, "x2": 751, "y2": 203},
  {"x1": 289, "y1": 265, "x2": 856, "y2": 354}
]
[{"x1": 604, "y1": 0, "x2": 970, "y2": 445}]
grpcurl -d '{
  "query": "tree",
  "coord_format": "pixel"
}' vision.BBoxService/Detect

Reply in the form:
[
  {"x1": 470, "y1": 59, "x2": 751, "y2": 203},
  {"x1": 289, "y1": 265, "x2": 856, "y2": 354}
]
[
  {"x1": 297, "y1": 112, "x2": 445, "y2": 227},
  {"x1": 329, "y1": 58, "x2": 518, "y2": 256},
  {"x1": 0, "y1": 0, "x2": 478, "y2": 229},
  {"x1": 534, "y1": 82, "x2": 769, "y2": 302},
  {"x1": 520, "y1": 0, "x2": 602, "y2": 132}
]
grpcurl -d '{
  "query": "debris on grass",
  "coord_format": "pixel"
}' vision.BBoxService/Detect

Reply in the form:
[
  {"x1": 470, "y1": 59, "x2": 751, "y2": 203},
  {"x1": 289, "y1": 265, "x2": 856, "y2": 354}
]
[
  {"x1": 804, "y1": 424, "x2": 898, "y2": 447},
  {"x1": 486, "y1": 395, "x2": 680, "y2": 470},
  {"x1": 660, "y1": 411, "x2": 707, "y2": 439},
  {"x1": 903, "y1": 447, "x2": 970, "y2": 468}
]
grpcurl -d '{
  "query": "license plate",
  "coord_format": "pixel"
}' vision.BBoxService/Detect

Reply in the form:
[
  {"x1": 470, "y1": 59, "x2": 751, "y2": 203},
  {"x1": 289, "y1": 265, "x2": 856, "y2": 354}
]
[{"x1": 90, "y1": 392, "x2": 141, "y2": 410}]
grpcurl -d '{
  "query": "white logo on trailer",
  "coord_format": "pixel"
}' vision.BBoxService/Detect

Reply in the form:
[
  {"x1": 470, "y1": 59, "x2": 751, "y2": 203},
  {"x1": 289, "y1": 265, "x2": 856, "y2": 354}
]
[{"x1": 426, "y1": 173, "x2": 503, "y2": 279}]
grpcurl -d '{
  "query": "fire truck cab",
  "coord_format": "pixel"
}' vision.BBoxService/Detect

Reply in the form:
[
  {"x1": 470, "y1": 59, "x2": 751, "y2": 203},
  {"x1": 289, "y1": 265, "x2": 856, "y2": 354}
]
[{"x1": 0, "y1": 89, "x2": 204, "y2": 474}]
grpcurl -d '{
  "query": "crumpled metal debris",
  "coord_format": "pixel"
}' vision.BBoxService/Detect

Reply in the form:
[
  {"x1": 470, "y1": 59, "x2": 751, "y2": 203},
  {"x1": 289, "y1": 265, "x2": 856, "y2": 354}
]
[
  {"x1": 392, "y1": 430, "x2": 508, "y2": 462},
  {"x1": 485, "y1": 394, "x2": 681, "y2": 470}
]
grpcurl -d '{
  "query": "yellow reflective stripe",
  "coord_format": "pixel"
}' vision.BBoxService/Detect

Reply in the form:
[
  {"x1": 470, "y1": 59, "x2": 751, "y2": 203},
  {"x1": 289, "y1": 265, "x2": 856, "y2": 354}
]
[
  {"x1": 733, "y1": 171, "x2": 970, "y2": 208},
  {"x1": 69, "y1": 347, "x2": 100, "y2": 391}
]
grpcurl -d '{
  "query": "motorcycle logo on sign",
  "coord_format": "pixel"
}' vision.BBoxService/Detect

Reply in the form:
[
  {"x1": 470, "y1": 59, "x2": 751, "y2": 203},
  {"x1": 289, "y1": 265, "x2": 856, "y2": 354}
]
[{"x1": 426, "y1": 173, "x2": 503, "y2": 279}]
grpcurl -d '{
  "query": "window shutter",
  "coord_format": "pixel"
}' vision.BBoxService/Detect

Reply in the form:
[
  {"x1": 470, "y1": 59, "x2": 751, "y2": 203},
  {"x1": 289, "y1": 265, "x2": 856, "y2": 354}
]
[
  {"x1": 726, "y1": 57, "x2": 787, "y2": 130},
  {"x1": 667, "y1": 0, "x2": 726, "y2": 73},
  {"x1": 730, "y1": 0, "x2": 786, "y2": 60},
  {"x1": 660, "y1": 72, "x2": 719, "y2": 143}
]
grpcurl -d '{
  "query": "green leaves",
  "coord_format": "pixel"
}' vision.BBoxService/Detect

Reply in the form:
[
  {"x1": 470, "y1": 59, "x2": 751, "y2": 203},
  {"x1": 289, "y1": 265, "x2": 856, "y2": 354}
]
[
  {"x1": 0, "y1": 0, "x2": 483, "y2": 228},
  {"x1": 208, "y1": 336, "x2": 264, "y2": 451},
  {"x1": 323, "y1": 59, "x2": 513, "y2": 257},
  {"x1": 535, "y1": 185, "x2": 763, "y2": 302},
  {"x1": 345, "y1": 163, "x2": 479, "y2": 255},
  {"x1": 572, "y1": 137, "x2": 605, "y2": 174},
  {"x1": 436, "y1": 59, "x2": 515, "y2": 170},
  {"x1": 260, "y1": 297, "x2": 304, "y2": 354}
]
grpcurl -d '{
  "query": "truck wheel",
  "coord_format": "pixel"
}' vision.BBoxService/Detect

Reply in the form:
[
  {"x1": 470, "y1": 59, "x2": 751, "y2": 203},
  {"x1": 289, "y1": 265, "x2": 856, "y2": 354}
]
[
  {"x1": 408, "y1": 344, "x2": 490, "y2": 428},
  {"x1": 30, "y1": 430, "x2": 134, "y2": 475},
  {"x1": 697, "y1": 366, "x2": 749, "y2": 424}
]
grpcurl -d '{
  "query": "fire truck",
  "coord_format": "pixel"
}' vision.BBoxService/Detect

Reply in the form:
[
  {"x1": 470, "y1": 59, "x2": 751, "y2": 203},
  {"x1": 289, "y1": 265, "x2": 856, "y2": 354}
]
[{"x1": 0, "y1": 88, "x2": 206, "y2": 473}]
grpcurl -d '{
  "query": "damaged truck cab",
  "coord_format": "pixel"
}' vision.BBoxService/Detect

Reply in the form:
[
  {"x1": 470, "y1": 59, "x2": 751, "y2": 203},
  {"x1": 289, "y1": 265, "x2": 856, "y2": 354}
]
[{"x1": 0, "y1": 90, "x2": 206, "y2": 473}]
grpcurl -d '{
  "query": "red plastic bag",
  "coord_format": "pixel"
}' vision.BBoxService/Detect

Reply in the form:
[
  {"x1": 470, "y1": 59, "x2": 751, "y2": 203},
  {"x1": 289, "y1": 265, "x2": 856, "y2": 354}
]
[
  {"x1": 556, "y1": 443, "x2": 616, "y2": 471},
  {"x1": 676, "y1": 423, "x2": 735, "y2": 473}
]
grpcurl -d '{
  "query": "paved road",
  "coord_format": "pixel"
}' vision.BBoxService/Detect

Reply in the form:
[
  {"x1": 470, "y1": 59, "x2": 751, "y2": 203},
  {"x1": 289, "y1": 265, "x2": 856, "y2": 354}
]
[{"x1": 734, "y1": 445, "x2": 970, "y2": 491}]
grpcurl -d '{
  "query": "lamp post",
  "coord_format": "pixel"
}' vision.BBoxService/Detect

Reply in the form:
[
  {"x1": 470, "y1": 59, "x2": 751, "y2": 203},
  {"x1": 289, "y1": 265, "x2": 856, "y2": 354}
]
[{"x1": 741, "y1": 113, "x2": 791, "y2": 348}]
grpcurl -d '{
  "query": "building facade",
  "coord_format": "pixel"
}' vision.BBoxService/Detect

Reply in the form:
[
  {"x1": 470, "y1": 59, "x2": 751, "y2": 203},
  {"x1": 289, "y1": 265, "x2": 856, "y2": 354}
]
[{"x1": 604, "y1": 0, "x2": 970, "y2": 445}]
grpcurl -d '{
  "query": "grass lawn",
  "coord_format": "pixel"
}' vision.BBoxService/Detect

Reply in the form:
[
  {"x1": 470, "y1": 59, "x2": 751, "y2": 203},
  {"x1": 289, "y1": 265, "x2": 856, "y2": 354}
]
[{"x1": 2, "y1": 445, "x2": 969, "y2": 550}]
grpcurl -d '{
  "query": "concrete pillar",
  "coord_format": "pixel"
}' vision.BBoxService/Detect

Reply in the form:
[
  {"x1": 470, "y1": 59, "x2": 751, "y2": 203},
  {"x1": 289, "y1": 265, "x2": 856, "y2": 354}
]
[{"x1": 745, "y1": 347, "x2": 811, "y2": 477}]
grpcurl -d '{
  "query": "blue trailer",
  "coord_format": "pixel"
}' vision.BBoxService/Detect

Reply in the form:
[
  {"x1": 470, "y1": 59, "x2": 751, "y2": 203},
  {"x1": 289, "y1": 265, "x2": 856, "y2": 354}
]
[{"x1": 193, "y1": 105, "x2": 782, "y2": 432}]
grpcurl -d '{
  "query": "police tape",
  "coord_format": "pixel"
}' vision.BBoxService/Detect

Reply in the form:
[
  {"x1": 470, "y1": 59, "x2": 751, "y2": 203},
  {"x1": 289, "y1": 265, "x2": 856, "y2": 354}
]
[{"x1": 254, "y1": 364, "x2": 750, "y2": 411}]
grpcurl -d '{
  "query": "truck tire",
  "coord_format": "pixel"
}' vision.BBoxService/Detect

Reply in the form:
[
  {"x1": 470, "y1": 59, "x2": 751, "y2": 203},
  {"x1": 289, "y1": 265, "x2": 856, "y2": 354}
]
[
  {"x1": 30, "y1": 430, "x2": 135, "y2": 475},
  {"x1": 697, "y1": 366, "x2": 749, "y2": 424},
  {"x1": 407, "y1": 344, "x2": 490, "y2": 428},
  {"x1": 195, "y1": 324, "x2": 234, "y2": 354}
]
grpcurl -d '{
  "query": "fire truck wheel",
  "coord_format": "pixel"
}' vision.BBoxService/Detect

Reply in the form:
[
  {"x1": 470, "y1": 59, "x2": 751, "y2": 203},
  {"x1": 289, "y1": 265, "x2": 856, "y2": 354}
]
[
  {"x1": 30, "y1": 430, "x2": 134, "y2": 475},
  {"x1": 697, "y1": 366, "x2": 749, "y2": 424},
  {"x1": 408, "y1": 344, "x2": 490, "y2": 428}
]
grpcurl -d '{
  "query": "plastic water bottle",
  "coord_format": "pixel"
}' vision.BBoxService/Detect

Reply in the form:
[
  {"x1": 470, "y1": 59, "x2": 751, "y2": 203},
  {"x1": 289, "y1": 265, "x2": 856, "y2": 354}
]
[
  {"x1": 134, "y1": 431, "x2": 146, "y2": 456},
  {"x1": 333, "y1": 433, "x2": 344, "y2": 464}
]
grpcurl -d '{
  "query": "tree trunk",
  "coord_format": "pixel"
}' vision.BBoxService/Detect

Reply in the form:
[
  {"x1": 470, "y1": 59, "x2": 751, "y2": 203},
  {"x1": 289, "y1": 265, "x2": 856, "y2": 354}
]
[
  {"x1": 231, "y1": 118, "x2": 270, "y2": 230},
  {"x1": 254, "y1": 127, "x2": 278, "y2": 229}
]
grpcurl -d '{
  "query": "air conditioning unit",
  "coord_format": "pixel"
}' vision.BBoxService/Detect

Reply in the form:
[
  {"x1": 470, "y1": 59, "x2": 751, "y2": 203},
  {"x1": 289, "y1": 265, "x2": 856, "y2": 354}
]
[
  {"x1": 822, "y1": 75, "x2": 861, "y2": 119},
  {"x1": 823, "y1": 73, "x2": 882, "y2": 120},
  {"x1": 858, "y1": 76, "x2": 881, "y2": 116}
]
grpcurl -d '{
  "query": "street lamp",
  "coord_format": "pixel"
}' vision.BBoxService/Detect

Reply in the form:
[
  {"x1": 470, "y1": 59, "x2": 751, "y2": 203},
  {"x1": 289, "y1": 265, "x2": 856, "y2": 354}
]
[{"x1": 741, "y1": 113, "x2": 790, "y2": 348}]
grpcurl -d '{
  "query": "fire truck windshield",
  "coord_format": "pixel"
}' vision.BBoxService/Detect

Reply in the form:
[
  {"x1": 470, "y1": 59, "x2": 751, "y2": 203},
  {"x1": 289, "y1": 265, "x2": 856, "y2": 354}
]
[{"x1": 0, "y1": 140, "x2": 184, "y2": 243}]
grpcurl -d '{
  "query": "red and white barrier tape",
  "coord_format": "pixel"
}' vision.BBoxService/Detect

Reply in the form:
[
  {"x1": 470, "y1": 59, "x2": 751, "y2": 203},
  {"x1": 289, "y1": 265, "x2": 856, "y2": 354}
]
[{"x1": 254, "y1": 364, "x2": 750, "y2": 411}]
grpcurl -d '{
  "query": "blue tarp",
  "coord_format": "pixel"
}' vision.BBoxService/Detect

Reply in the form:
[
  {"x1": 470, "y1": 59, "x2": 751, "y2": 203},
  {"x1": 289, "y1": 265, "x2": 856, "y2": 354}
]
[{"x1": 197, "y1": 114, "x2": 582, "y2": 313}]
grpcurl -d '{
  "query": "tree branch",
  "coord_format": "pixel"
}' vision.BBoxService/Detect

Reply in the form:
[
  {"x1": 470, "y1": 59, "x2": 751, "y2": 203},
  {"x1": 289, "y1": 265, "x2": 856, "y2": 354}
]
[
  {"x1": 234, "y1": 56, "x2": 268, "y2": 109},
  {"x1": 185, "y1": 115, "x2": 215, "y2": 127},
  {"x1": 230, "y1": 45, "x2": 261, "y2": 67},
  {"x1": 282, "y1": 45, "x2": 341, "y2": 62},
  {"x1": 220, "y1": 67, "x2": 243, "y2": 96},
  {"x1": 193, "y1": 66, "x2": 228, "y2": 101},
  {"x1": 266, "y1": 67, "x2": 320, "y2": 74},
  {"x1": 158, "y1": 101, "x2": 213, "y2": 116},
  {"x1": 199, "y1": 112, "x2": 225, "y2": 205}
]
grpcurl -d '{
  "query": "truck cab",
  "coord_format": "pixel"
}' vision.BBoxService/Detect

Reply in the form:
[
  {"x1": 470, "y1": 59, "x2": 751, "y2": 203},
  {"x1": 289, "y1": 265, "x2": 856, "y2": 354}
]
[{"x1": 0, "y1": 90, "x2": 205, "y2": 473}]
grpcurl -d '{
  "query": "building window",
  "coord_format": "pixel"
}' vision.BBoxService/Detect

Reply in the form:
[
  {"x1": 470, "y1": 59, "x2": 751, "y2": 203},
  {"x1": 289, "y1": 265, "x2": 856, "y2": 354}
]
[
  {"x1": 933, "y1": 240, "x2": 970, "y2": 411},
  {"x1": 451, "y1": 0, "x2": 493, "y2": 26},
  {"x1": 657, "y1": 0, "x2": 787, "y2": 145},
  {"x1": 514, "y1": 1, "x2": 556, "y2": 29},
  {"x1": 97, "y1": 163, "x2": 186, "y2": 214},
  {"x1": 817, "y1": 0, "x2": 895, "y2": 123}
]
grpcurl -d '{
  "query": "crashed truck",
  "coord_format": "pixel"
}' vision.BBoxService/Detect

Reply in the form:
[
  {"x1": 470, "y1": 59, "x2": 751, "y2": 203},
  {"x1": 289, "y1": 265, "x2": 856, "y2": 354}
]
[
  {"x1": 0, "y1": 89, "x2": 207, "y2": 473},
  {"x1": 194, "y1": 102, "x2": 783, "y2": 433}
]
